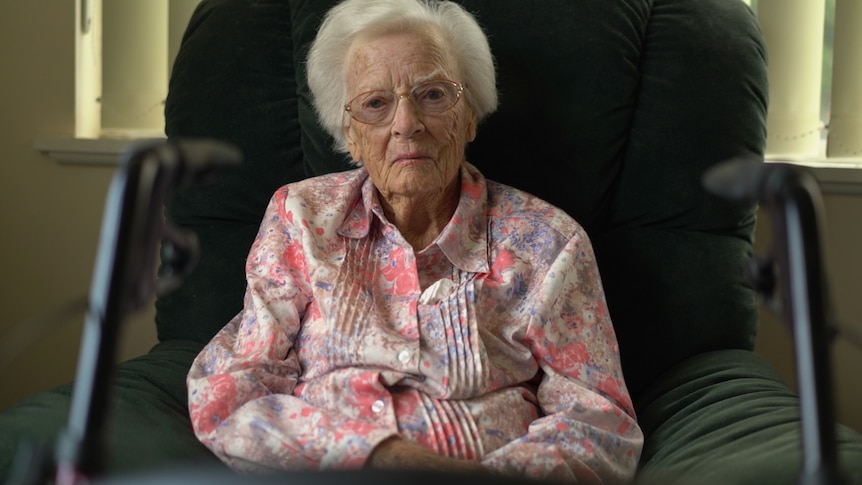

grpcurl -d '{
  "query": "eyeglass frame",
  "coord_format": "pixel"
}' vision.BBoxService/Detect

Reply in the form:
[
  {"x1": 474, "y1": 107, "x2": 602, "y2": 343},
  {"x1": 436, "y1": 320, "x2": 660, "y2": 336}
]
[{"x1": 343, "y1": 80, "x2": 466, "y2": 126}]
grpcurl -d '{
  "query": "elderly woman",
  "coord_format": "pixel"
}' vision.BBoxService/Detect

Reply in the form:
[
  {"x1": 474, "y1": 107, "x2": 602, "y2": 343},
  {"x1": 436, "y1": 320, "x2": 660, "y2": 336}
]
[{"x1": 187, "y1": 0, "x2": 643, "y2": 482}]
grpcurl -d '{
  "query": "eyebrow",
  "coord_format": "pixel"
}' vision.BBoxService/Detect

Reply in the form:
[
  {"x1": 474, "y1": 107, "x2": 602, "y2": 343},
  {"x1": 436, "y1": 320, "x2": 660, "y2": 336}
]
[
  {"x1": 356, "y1": 68, "x2": 450, "y2": 94},
  {"x1": 413, "y1": 69, "x2": 446, "y2": 85}
]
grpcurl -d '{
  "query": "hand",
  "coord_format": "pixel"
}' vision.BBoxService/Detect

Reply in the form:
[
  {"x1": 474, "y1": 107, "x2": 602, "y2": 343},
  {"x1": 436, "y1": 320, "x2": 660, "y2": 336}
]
[{"x1": 365, "y1": 438, "x2": 488, "y2": 475}]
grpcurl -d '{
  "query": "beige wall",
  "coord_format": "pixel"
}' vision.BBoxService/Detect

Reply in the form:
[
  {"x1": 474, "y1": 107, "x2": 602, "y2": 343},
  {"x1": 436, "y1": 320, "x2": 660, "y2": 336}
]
[
  {"x1": 0, "y1": 1, "x2": 157, "y2": 412},
  {"x1": 755, "y1": 197, "x2": 862, "y2": 433},
  {"x1": 0, "y1": 0, "x2": 859, "y2": 437}
]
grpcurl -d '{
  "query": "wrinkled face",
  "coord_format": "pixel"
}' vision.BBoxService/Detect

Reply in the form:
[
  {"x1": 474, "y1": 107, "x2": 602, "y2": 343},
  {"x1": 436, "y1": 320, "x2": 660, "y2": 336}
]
[{"x1": 343, "y1": 29, "x2": 477, "y2": 201}]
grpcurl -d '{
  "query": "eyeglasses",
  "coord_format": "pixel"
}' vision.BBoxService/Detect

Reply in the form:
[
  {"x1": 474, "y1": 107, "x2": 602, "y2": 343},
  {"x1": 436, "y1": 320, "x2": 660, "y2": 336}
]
[{"x1": 344, "y1": 80, "x2": 465, "y2": 126}]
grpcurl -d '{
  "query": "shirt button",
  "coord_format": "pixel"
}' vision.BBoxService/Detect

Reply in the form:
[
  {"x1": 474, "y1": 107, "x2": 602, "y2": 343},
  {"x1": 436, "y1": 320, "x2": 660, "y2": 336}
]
[
  {"x1": 371, "y1": 400, "x2": 386, "y2": 414},
  {"x1": 398, "y1": 350, "x2": 412, "y2": 364}
]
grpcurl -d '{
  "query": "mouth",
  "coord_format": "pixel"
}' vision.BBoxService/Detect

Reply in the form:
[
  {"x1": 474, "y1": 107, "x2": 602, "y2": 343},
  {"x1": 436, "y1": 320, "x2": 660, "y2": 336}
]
[{"x1": 393, "y1": 152, "x2": 432, "y2": 164}]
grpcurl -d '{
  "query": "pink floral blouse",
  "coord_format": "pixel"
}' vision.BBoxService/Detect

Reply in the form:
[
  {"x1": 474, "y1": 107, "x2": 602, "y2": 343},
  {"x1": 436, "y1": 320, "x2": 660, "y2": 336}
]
[{"x1": 187, "y1": 162, "x2": 643, "y2": 482}]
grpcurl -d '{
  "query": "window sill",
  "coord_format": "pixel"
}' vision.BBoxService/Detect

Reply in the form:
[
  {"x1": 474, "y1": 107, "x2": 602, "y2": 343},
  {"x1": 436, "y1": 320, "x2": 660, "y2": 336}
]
[
  {"x1": 766, "y1": 157, "x2": 862, "y2": 196},
  {"x1": 34, "y1": 136, "x2": 166, "y2": 166}
]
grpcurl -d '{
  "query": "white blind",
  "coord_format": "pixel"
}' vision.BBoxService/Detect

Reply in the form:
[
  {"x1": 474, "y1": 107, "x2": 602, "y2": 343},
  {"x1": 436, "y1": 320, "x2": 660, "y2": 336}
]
[
  {"x1": 755, "y1": 0, "x2": 861, "y2": 161},
  {"x1": 76, "y1": 0, "x2": 200, "y2": 139},
  {"x1": 827, "y1": 0, "x2": 862, "y2": 157},
  {"x1": 101, "y1": 1, "x2": 169, "y2": 137},
  {"x1": 757, "y1": 0, "x2": 826, "y2": 158},
  {"x1": 76, "y1": 0, "x2": 102, "y2": 138}
]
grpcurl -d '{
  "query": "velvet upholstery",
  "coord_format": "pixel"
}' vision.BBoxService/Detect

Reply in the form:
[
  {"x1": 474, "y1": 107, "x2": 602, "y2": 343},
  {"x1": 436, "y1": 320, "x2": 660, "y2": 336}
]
[
  {"x1": 158, "y1": 0, "x2": 766, "y2": 398},
  {"x1": 2, "y1": 1, "x2": 861, "y2": 484}
]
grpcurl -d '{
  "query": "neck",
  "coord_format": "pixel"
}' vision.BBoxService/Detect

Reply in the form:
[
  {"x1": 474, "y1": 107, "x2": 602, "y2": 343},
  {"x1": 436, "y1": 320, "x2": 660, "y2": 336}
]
[{"x1": 379, "y1": 180, "x2": 460, "y2": 250}]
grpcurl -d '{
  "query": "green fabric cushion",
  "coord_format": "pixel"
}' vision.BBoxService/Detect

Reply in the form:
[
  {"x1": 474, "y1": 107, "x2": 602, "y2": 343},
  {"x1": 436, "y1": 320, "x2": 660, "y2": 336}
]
[
  {"x1": 587, "y1": 0, "x2": 767, "y2": 396},
  {"x1": 636, "y1": 350, "x2": 862, "y2": 484},
  {"x1": 157, "y1": 0, "x2": 352, "y2": 344}
]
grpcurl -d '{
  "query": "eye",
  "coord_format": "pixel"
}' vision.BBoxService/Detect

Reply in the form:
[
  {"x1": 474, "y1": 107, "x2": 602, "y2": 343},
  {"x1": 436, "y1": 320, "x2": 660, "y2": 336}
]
[
  {"x1": 362, "y1": 94, "x2": 392, "y2": 112},
  {"x1": 346, "y1": 89, "x2": 401, "y2": 124},
  {"x1": 416, "y1": 85, "x2": 448, "y2": 104},
  {"x1": 414, "y1": 82, "x2": 458, "y2": 113},
  {"x1": 425, "y1": 87, "x2": 446, "y2": 101}
]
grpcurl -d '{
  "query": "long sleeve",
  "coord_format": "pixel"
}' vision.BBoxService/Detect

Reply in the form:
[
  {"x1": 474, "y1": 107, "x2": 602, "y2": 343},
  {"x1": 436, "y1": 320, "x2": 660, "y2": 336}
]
[
  {"x1": 480, "y1": 232, "x2": 643, "y2": 483},
  {"x1": 187, "y1": 190, "x2": 398, "y2": 472}
]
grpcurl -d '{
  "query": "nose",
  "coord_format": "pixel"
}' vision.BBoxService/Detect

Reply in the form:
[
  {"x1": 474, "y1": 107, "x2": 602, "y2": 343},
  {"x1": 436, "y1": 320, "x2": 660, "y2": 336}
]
[{"x1": 390, "y1": 95, "x2": 425, "y2": 138}]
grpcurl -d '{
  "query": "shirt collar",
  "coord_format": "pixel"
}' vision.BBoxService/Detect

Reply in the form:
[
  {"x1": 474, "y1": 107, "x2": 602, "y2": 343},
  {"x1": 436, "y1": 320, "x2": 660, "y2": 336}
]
[{"x1": 338, "y1": 163, "x2": 490, "y2": 274}]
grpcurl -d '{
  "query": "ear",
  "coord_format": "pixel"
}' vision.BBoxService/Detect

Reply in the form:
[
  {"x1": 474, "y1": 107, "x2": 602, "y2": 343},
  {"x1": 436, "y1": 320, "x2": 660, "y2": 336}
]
[{"x1": 466, "y1": 109, "x2": 478, "y2": 142}]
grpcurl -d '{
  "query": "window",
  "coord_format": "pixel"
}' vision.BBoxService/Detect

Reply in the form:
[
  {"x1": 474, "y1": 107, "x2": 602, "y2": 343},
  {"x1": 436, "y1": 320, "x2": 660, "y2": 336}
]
[
  {"x1": 45, "y1": 0, "x2": 862, "y2": 183},
  {"x1": 751, "y1": 0, "x2": 862, "y2": 162},
  {"x1": 94, "y1": 0, "x2": 856, "y2": 164},
  {"x1": 35, "y1": 0, "x2": 200, "y2": 164},
  {"x1": 78, "y1": 0, "x2": 201, "y2": 139}
]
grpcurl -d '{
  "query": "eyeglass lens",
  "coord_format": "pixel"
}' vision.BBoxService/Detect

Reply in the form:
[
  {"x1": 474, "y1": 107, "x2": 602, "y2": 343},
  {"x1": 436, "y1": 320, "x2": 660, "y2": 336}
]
[{"x1": 346, "y1": 81, "x2": 462, "y2": 125}]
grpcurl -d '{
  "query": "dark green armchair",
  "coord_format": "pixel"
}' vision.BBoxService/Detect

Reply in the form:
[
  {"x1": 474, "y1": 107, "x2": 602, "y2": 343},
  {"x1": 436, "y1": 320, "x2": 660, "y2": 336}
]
[{"x1": 2, "y1": 1, "x2": 861, "y2": 484}]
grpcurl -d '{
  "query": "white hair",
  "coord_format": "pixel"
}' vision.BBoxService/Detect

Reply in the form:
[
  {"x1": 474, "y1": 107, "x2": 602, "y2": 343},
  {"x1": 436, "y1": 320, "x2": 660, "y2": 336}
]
[{"x1": 306, "y1": 0, "x2": 498, "y2": 153}]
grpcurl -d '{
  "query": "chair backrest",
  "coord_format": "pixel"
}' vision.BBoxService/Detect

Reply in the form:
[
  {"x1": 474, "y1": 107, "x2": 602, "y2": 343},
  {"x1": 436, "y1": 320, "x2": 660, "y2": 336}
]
[{"x1": 159, "y1": 0, "x2": 768, "y2": 401}]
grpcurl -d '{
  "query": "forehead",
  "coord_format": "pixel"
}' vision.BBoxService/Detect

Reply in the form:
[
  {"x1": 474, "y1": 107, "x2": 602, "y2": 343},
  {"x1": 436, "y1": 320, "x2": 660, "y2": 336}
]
[{"x1": 345, "y1": 29, "x2": 457, "y2": 91}]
